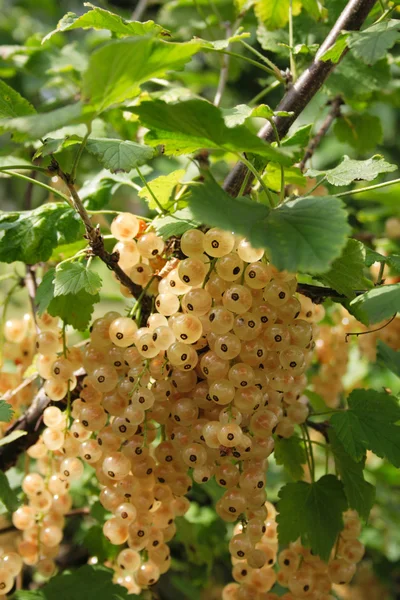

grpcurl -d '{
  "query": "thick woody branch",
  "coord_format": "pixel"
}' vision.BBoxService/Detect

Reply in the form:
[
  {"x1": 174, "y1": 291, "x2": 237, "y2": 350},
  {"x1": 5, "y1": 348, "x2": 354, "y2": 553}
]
[
  {"x1": 223, "y1": 0, "x2": 377, "y2": 196},
  {"x1": 296, "y1": 283, "x2": 367, "y2": 304}
]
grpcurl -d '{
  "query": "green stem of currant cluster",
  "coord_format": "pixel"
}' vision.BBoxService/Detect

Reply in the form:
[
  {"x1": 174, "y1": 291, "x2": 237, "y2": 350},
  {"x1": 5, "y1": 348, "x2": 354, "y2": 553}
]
[
  {"x1": 335, "y1": 177, "x2": 400, "y2": 198},
  {"x1": 288, "y1": 0, "x2": 297, "y2": 82},
  {"x1": 136, "y1": 166, "x2": 166, "y2": 215},
  {"x1": 202, "y1": 258, "x2": 217, "y2": 288},
  {"x1": 61, "y1": 322, "x2": 68, "y2": 359},
  {"x1": 268, "y1": 118, "x2": 285, "y2": 203},
  {"x1": 239, "y1": 40, "x2": 284, "y2": 82},
  {"x1": 210, "y1": 48, "x2": 281, "y2": 79},
  {"x1": 249, "y1": 80, "x2": 281, "y2": 107},
  {"x1": 70, "y1": 122, "x2": 92, "y2": 182},
  {"x1": 128, "y1": 276, "x2": 157, "y2": 319},
  {"x1": 236, "y1": 154, "x2": 275, "y2": 206},
  {"x1": 1, "y1": 169, "x2": 72, "y2": 206},
  {"x1": 301, "y1": 424, "x2": 315, "y2": 482}
]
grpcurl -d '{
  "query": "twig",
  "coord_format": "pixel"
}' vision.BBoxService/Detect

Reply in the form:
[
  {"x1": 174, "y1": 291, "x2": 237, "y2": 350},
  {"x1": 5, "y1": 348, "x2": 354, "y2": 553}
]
[
  {"x1": 336, "y1": 177, "x2": 400, "y2": 198},
  {"x1": 296, "y1": 282, "x2": 367, "y2": 303},
  {"x1": 0, "y1": 373, "x2": 40, "y2": 403},
  {"x1": 52, "y1": 159, "x2": 153, "y2": 324},
  {"x1": 345, "y1": 314, "x2": 397, "y2": 342},
  {"x1": 306, "y1": 419, "x2": 330, "y2": 443},
  {"x1": 214, "y1": 24, "x2": 232, "y2": 107},
  {"x1": 299, "y1": 96, "x2": 344, "y2": 172},
  {"x1": 132, "y1": 0, "x2": 149, "y2": 20},
  {"x1": 25, "y1": 265, "x2": 39, "y2": 331},
  {"x1": 223, "y1": 0, "x2": 377, "y2": 197}
]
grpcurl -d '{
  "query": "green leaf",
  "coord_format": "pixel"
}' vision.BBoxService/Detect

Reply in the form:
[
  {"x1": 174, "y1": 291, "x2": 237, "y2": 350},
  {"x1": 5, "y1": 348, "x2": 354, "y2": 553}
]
[
  {"x1": 198, "y1": 30, "x2": 251, "y2": 50},
  {"x1": 256, "y1": 25, "x2": 289, "y2": 54},
  {"x1": 302, "y1": 0, "x2": 322, "y2": 19},
  {"x1": 350, "y1": 284, "x2": 400, "y2": 325},
  {"x1": 330, "y1": 389, "x2": 400, "y2": 466},
  {"x1": 347, "y1": 19, "x2": 400, "y2": 65},
  {"x1": 0, "y1": 400, "x2": 14, "y2": 423},
  {"x1": 132, "y1": 99, "x2": 293, "y2": 164},
  {"x1": 0, "y1": 430, "x2": 27, "y2": 447},
  {"x1": 364, "y1": 248, "x2": 400, "y2": 274},
  {"x1": 0, "y1": 204, "x2": 83, "y2": 264},
  {"x1": 54, "y1": 263, "x2": 102, "y2": 297},
  {"x1": 256, "y1": 196, "x2": 350, "y2": 274},
  {"x1": 85, "y1": 138, "x2": 155, "y2": 173},
  {"x1": 83, "y1": 38, "x2": 200, "y2": 113},
  {"x1": 318, "y1": 239, "x2": 369, "y2": 299},
  {"x1": 0, "y1": 102, "x2": 90, "y2": 142},
  {"x1": 188, "y1": 174, "x2": 270, "y2": 237},
  {"x1": 82, "y1": 526, "x2": 118, "y2": 563},
  {"x1": 274, "y1": 435, "x2": 306, "y2": 480},
  {"x1": 330, "y1": 430, "x2": 375, "y2": 520},
  {"x1": 282, "y1": 124, "x2": 312, "y2": 150},
  {"x1": 13, "y1": 565, "x2": 129, "y2": 600},
  {"x1": 0, "y1": 80, "x2": 36, "y2": 119},
  {"x1": 307, "y1": 155, "x2": 396, "y2": 186},
  {"x1": 36, "y1": 268, "x2": 99, "y2": 331},
  {"x1": 277, "y1": 475, "x2": 347, "y2": 560},
  {"x1": 264, "y1": 164, "x2": 306, "y2": 192},
  {"x1": 42, "y1": 3, "x2": 167, "y2": 43},
  {"x1": 0, "y1": 471, "x2": 19, "y2": 512},
  {"x1": 139, "y1": 169, "x2": 186, "y2": 210},
  {"x1": 255, "y1": 0, "x2": 290, "y2": 30},
  {"x1": 319, "y1": 34, "x2": 348, "y2": 63},
  {"x1": 377, "y1": 340, "x2": 400, "y2": 378},
  {"x1": 333, "y1": 115, "x2": 383, "y2": 153},
  {"x1": 153, "y1": 208, "x2": 201, "y2": 240},
  {"x1": 222, "y1": 103, "x2": 293, "y2": 128},
  {"x1": 189, "y1": 179, "x2": 349, "y2": 273},
  {"x1": 327, "y1": 56, "x2": 390, "y2": 102}
]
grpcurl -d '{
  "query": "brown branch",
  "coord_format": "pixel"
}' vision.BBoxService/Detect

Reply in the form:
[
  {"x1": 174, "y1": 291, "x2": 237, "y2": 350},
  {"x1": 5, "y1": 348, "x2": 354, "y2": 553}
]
[
  {"x1": 51, "y1": 160, "x2": 153, "y2": 325},
  {"x1": 223, "y1": 0, "x2": 377, "y2": 196},
  {"x1": 0, "y1": 370, "x2": 84, "y2": 472},
  {"x1": 299, "y1": 96, "x2": 344, "y2": 172},
  {"x1": 306, "y1": 419, "x2": 330, "y2": 443},
  {"x1": 296, "y1": 283, "x2": 367, "y2": 303}
]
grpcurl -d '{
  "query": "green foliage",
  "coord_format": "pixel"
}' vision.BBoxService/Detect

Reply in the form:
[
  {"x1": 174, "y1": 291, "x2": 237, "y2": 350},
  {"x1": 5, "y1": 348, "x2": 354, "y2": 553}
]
[
  {"x1": 139, "y1": 169, "x2": 186, "y2": 210},
  {"x1": 0, "y1": 80, "x2": 35, "y2": 120},
  {"x1": 0, "y1": 400, "x2": 14, "y2": 423},
  {"x1": 364, "y1": 248, "x2": 400, "y2": 274},
  {"x1": 0, "y1": 204, "x2": 82, "y2": 264},
  {"x1": 132, "y1": 99, "x2": 292, "y2": 162},
  {"x1": 42, "y1": 3, "x2": 167, "y2": 42},
  {"x1": 307, "y1": 155, "x2": 396, "y2": 186},
  {"x1": 277, "y1": 475, "x2": 347, "y2": 560},
  {"x1": 377, "y1": 340, "x2": 400, "y2": 378},
  {"x1": 347, "y1": 20, "x2": 400, "y2": 65},
  {"x1": 53, "y1": 263, "x2": 102, "y2": 297},
  {"x1": 82, "y1": 38, "x2": 200, "y2": 113},
  {"x1": 85, "y1": 139, "x2": 155, "y2": 174},
  {"x1": 13, "y1": 565, "x2": 131, "y2": 600},
  {"x1": 350, "y1": 283, "x2": 400, "y2": 325},
  {"x1": 153, "y1": 208, "x2": 201, "y2": 239},
  {"x1": 330, "y1": 430, "x2": 375, "y2": 520},
  {"x1": 0, "y1": 470, "x2": 19, "y2": 512},
  {"x1": 36, "y1": 268, "x2": 100, "y2": 331},
  {"x1": 274, "y1": 435, "x2": 306, "y2": 480},
  {"x1": 334, "y1": 114, "x2": 384, "y2": 153},
  {"x1": 330, "y1": 389, "x2": 400, "y2": 466},
  {"x1": 318, "y1": 239, "x2": 370, "y2": 299},
  {"x1": 254, "y1": 0, "x2": 290, "y2": 30}
]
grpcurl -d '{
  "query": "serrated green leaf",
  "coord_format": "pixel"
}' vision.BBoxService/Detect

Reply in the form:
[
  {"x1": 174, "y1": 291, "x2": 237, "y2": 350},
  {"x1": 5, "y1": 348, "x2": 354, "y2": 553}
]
[
  {"x1": 330, "y1": 430, "x2": 375, "y2": 520},
  {"x1": 330, "y1": 389, "x2": 400, "y2": 466},
  {"x1": 334, "y1": 115, "x2": 383, "y2": 153},
  {"x1": 350, "y1": 284, "x2": 400, "y2": 325},
  {"x1": 282, "y1": 124, "x2": 312, "y2": 149},
  {"x1": 319, "y1": 34, "x2": 348, "y2": 63},
  {"x1": 54, "y1": 263, "x2": 102, "y2": 297},
  {"x1": 256, "y1": 25, "x2": 289, "y2": 53},
  {"x1": 43, "y1": 3, "x2": 167, "y2": 43},
  {"x1": 255, "y1": 196, "x2": 350, "y2": 274},
  {"x1": 302, "y1": 0, "x2": 322, "y2": 19},
  {"x1": 83, "y1": 38, "x2": 200, "y2": 113},
  {"x1": 377, "y1": 340, "x2": 400, "y2": 378},
  {"x1": 0, "y1": 400, "x2": 14, "y2": 423},
  {"x1": 364, "y1": 248, "x2": 400, "y2": 274},
  {"x1": 318, "y1": 239, "x2": 370, "y2": 299},
  {"x1": 131, "y1": 99, "x2": 293, "y2": 164},
  {"x1": 0, "y1": 102, "x2": 90, "y2": 142},
  {"x1": 274, "y1": 435, "x2": 306, "y2": 480},
  {"x1": 255, "y1": 0, "x2": 290, "y2": 30},
  {"x1": 0, "y1": 470, "x2": 19, "y2": 512},
  {"x1": 14, "y1": 565, "x2": 129, "y2": 600},
  {"x1": 33, "y1": 135, "x2": 81, "y2": 159},
  {"x1": 36, "y1": 269, "x2": 57, "y2": 315},
  {"x1": 153, "y1": 208, "x2": 201, "y2": 240},
  {"x1": 327, "y1": 56, "x2": 390, "y2": 102},
  {"x1": 307, "y1": 155, "x2": 396, "y2": 186},
  {"x1": 198, "y1": 30, "x2": 251, "y2": 50},
  {"x1": 36, "y1": 268, "x2": 99, "y2": 331},
  {"x1": 264, "y1": 163, "x2": 306, "y2": 192},
  {"x1": 277, "y1": 475, "x2": 347, "y2": 560},
  {"x1": 348, "y1": 19, "x2": 400, "y2": 65},
  {"x1": 85, "y1": 138, "x2": 155, "y2": 173},
  {"x1": 139, "y1": 169, "x2": 186, "y2": 210},
  {"x1": 0, "y1": 204, "x2": 83, "y2": 264},
  {"x1": 0, "y1": 80, "x2": 36, "y2": 120}
]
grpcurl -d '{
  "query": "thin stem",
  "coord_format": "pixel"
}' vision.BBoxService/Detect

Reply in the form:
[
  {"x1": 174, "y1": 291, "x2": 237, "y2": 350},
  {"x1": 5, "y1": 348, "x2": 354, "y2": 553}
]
[
  {"x1": 240, "y1": 40, "x2": 283, "y2": 82},
  {"x1": 377, "y1": 261, "x2": 385, "y2": 285},
  {"x1": 238, "y1": 169, "x2": 252, "y2": 197},
  {"x1": 214, "y1": 24, "x2": 232, "y2": 107},
  {"x1": 208, "y1": 48, "x2": 279, "y2": 78},
  {"x1": 1, "y1": 170, "x2": 72, "y2": 205},
  {"x1": 62, "y1": 323, "x2": 68, "y2": 358},
  {"x1": 249, "y1": 80, "x2": 281, "y2": 107},
  {"x1": 302, "y1": 424, "x2": 315, "y2": 482},
  {"x1": 289, "y1": 0, "x2": 297, "y2": 82},
  {"x1": 336, "y1": 178, "x2": 400, "y2": 198},
  {"x1": 238, "y1": 154, "x2": 275, "y2": 207},
  {"x1": 136, "y1": 167, "x2": 166, "y2": 214},
  {"x1": 87, "y1": 209, "x2": 150, "y2": 220},
  {"x1": 70, "y1": 123, "x2": 92, "y2": 182},
  {"x1": 0, "y1": 165, "x2": 47, "y2": 174},
  {"x1": 305, "y1": 176, "x2": 326, "y2": 196},
  {"x1": 345, "y1": 314, "x2": 397, "y2": 343},
  {"x1": 268, "y1": 119, "x2": 285, "y2": 203},
  {"x1": 301, "y1": 426, "x2": 313, "y2": 480},
  {"x1": 0, "y1": 281, "x2": 21, "y2": 368},
  {"x1": 128, "y1": 276, "x2": 157, "y2": 319},
  {"x1": 0, "y1": 273, "x2": 18, "y2": 283},
  {"x1": 132, "y1": 0, "x2": 148, "y2": 20},
  {"x1": 309, "y1": 410, "x2": 339, "y2": 417}
]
